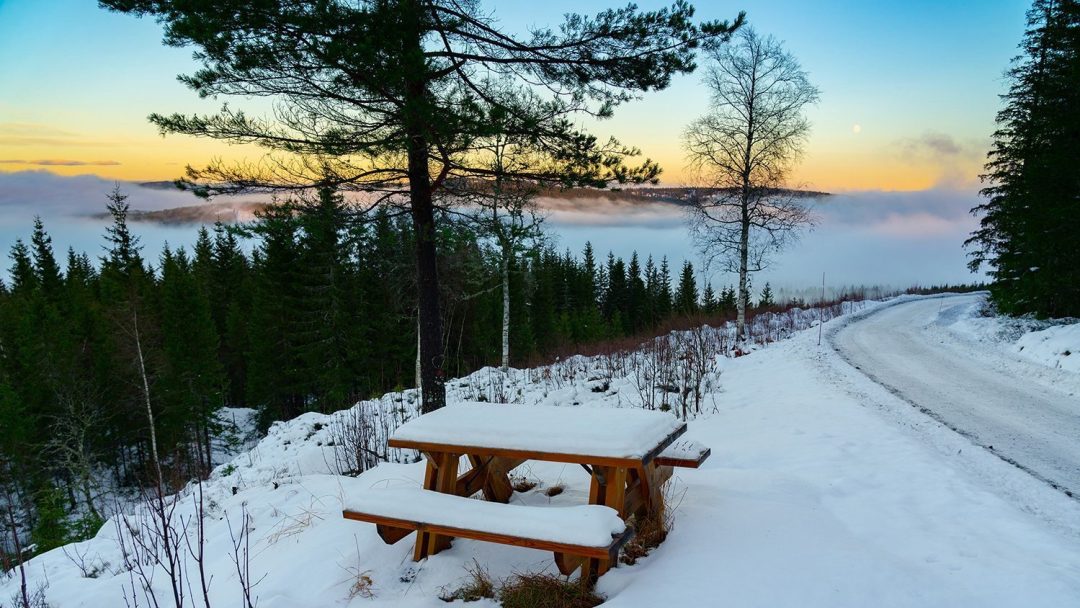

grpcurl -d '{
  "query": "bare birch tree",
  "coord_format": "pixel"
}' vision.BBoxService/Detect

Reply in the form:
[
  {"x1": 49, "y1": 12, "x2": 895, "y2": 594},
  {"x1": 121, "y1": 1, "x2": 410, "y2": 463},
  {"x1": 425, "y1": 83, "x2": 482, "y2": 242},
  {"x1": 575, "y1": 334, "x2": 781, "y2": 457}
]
[
  {"x1": 683, "y1": 27, "x2": 819, "y2": 340},
  {"x1": 456, "y1": 132, "x2": 545, "y2": 371}
]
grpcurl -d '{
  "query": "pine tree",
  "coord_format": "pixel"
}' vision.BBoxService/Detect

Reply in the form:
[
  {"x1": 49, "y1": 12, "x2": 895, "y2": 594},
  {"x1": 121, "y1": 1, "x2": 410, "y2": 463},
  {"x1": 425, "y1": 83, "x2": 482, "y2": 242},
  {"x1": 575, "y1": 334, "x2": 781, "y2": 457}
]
[
  {"x1": 675, "y1": 261, "x2": 699, "y2": 315},
  {"x1": 626, "y1": 253, "x2": 647, "y2": 333},
  {"x1": 656, "y1": 257, "x2": 673, "y2": 319},
  {"x1": 158, "y1": 247, "x2": 224, "y2": 475},
  {"x1": 967, "y1": 0, "x2": 1080, "y2": 317},
  {"x1": 8, "y1": 240, "x2": 36, "y2": 293},
  {"x1": 720, "y1": 285, "x2": 738, "y2": 313},
  {"x1": 701, "y1": 282, "x2": 717, "y2": 314},
  {"x1": 103, "y1": 0, "x2": 743, "y2": 414},
  {"x1": 30, "y1": 217, "x2": 63, "y2": 298},
  {"x1": 759, "y1": 282, "x2": 775, "y2": 308}
]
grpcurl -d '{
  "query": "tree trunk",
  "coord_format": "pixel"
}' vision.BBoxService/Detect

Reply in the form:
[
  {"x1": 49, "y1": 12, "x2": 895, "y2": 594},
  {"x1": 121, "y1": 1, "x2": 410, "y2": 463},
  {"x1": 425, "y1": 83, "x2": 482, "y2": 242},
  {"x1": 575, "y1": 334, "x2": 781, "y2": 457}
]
[
  {"x1": 403, "y1": 1, "x2": 446, "y2": 413},
  {"x1": 736, "y1": 213, "x2": 750, "y2": 341},
  {"x1": 501, "y1": 255, "x2": 510, "y2": 371},
  {"x1": 409, "y1": 150, "x2": 446, "y2": 414},
  {"x1": 132, "y1": 305, "x2": 164, "y2": 488},
  {"x1": 415, "y1": 313, "x2": 422, "y2": 391}
]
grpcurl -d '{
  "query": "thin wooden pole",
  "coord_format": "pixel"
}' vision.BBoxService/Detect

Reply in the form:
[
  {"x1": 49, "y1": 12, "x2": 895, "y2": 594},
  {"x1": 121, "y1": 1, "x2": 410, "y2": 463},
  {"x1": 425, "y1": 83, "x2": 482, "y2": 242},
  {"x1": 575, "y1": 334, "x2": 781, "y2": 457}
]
[{"x1": 817, "y1": 272, "x2": 825, "y2": 346}]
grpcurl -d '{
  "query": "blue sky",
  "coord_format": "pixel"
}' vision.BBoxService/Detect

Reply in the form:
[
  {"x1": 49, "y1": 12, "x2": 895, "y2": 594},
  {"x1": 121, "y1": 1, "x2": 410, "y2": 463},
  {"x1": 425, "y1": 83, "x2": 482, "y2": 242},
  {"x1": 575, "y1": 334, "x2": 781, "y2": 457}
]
[
  {"x1": 1, "y1": 0, "x2": 1028, "y2": 189},
  {"x1": 0, "y1": 0, "x2": 1030, "y2": 289}
]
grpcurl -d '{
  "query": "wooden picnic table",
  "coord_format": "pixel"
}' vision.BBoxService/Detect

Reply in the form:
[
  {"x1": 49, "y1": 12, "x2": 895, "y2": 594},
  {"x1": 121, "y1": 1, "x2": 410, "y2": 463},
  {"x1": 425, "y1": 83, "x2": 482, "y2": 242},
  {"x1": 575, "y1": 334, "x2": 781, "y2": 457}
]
[{"x1": 386, "y1": 402, "x2": 687, "y2": 575}]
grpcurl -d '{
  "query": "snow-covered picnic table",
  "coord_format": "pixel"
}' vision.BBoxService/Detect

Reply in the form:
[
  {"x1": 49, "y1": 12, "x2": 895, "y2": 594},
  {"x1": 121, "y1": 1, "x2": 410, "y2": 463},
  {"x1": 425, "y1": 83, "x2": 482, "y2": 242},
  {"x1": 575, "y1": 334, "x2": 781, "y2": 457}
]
[
  {"x1": 388, "y1": 402, "x2": 687, "y2": 466},
  {"x1": 345, "y1": 402, "x2": 704, "y2": 580}
]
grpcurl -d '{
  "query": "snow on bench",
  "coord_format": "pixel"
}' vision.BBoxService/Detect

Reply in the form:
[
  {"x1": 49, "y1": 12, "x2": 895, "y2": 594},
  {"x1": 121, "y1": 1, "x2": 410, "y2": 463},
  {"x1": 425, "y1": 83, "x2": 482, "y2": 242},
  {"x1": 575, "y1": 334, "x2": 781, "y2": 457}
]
[
  {"x1": 343, "y1": 488, "x2": 633, "y2": 572},
  {"x1": 654, "y1": 439, "x2": 711, "y2": 469}
]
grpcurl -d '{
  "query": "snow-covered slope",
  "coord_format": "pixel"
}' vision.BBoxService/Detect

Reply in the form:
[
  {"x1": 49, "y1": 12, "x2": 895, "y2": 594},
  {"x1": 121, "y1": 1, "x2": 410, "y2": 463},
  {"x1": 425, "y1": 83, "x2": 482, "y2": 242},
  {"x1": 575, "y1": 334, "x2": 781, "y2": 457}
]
[
  {"x1": 5, "y1": 296, "x2": 1080, "y2": 607},
  {"x1": 1015, "y1": 324, "x2": 1080, "y2": 373},
  {"x1": 945, "y1": 293, "x2": 1080, "y2": 378}
]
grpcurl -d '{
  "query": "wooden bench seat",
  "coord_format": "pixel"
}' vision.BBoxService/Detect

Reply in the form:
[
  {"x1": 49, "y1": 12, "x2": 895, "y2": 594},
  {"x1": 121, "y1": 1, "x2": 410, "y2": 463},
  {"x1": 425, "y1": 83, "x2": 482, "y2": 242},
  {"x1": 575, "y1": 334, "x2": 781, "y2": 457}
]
[
  {"x1": 343, "y1": 488, "x2": 634, "y2": 576},
  {"x1": 653, "y1": 438, "x2": 711, "y2": 468}
]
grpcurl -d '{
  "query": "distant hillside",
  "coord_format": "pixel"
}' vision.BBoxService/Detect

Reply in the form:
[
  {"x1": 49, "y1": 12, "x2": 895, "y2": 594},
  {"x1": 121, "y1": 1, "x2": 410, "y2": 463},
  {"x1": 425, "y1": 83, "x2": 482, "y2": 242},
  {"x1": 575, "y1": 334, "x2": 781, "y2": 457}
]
[{"x1": 92, "y1": 200, "x2": 271, "y2": 225}]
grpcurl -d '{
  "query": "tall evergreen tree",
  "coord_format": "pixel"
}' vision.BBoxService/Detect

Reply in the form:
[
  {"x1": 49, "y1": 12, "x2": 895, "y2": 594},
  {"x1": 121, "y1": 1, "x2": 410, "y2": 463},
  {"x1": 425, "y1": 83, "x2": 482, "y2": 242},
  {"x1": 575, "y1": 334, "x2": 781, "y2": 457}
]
[
  {"x1": 967, "y1": 0, "x2": 1080, "y2": 317},
  {"x1": 626, "y1": 253, "x2": 647, "y2": 333},
  {"x1": 759, "y1": 282, "x2": 775, "y2": 308},
  {"x1": 656, "y1": 257, "x2": 673, "y2": 320},
  {"x1": 675, "y1": 261, "x2": 699, "y2": 315},
  {"x1": 30, "y1": 217, "x2": 63, "y2": 298},
  {"x1": 101, "y1": 0, "x2": 744, "y2": 414},
  {"x1": 701, "y1": 282, "x2": 717, "y2": 314}
]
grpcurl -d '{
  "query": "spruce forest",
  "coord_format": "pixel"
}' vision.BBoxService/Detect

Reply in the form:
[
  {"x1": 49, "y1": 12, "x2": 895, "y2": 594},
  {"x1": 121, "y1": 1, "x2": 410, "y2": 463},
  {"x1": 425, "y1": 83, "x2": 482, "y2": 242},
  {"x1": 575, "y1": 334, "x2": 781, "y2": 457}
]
[{"x1": 0, "y1": 186, "x2": 765, "y2": 553}]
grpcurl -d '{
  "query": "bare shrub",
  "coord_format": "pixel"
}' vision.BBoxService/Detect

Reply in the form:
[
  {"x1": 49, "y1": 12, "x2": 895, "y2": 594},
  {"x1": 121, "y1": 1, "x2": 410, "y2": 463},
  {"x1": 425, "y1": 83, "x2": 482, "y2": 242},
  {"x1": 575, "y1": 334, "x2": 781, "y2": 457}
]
[
  {"x1": 62, "y1": 542, "x2": 112, "y2": 579},
  {"x1": 328, "y1": 402, "x2": 391, "y2": 477},
  {"x1": 226, "y1": 505, "x2": 260, "y2": 608}
]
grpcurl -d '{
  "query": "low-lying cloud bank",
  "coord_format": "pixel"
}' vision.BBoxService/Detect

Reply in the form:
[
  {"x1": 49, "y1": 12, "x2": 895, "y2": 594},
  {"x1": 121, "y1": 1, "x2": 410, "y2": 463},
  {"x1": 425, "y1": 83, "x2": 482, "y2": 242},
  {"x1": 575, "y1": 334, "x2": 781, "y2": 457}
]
[
  {"x1": 0, "y1": 170, "x2": 985, "y2": 289},
  {"x1": 0, "y1": 170, "x2": 203, "y2": 217}
]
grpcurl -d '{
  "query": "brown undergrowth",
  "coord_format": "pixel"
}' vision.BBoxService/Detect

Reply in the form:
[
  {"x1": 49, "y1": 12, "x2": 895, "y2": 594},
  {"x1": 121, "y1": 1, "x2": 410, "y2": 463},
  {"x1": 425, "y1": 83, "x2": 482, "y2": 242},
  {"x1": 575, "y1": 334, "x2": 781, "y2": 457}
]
[{"x1": 440, "y1": 561, "x2": 603, "y2": 607}]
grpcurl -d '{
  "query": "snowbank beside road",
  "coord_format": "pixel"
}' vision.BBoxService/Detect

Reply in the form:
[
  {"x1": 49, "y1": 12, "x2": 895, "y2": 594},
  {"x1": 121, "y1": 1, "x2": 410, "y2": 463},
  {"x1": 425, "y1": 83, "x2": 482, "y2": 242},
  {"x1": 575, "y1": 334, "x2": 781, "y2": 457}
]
[
  {"x1": 942, "y1": 291, "x2": 1080, "y2": 377},
  {"x1": 1016, "y1": 323, "x2": 1080, "y2": 373}
]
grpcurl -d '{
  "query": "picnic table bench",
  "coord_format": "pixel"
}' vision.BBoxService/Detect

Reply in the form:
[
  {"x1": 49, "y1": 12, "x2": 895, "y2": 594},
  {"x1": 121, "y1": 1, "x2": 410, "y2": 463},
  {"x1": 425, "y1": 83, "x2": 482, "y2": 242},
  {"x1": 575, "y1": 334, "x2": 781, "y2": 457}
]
[{"x1": 343, "y1": 402, "x2": 710, "y2": 580}]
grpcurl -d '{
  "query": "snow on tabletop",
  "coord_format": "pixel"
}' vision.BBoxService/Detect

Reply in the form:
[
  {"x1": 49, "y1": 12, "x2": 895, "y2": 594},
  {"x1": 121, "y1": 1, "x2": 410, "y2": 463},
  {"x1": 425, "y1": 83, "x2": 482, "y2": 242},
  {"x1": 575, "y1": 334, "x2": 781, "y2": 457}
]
[
  {"x1": 390, "y1": 402, "x2": 684, "y2": 460},
  {"x1": 344, "y1": 488, "x2": 625, "y2": 547},
  {"x1": 658, "y1": 438, "x2": 709, "y2": 461}
]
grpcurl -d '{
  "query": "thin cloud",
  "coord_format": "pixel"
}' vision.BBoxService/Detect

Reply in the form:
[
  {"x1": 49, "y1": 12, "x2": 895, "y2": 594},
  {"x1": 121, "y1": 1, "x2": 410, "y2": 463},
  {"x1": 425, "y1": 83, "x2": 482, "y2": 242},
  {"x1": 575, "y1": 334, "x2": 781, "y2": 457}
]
[
  {"x1": 899, "y1": 132, "x2": 967, "y2": 159},
  {"x1": 0, "y1": 159, "x2": 121, "y2": 166},
  {"x1": 0, "y1": 123, "x2": 78, "y2": 137},
  {"x1": 0, "y1": 123, "x2": 122, "y2": 147}
]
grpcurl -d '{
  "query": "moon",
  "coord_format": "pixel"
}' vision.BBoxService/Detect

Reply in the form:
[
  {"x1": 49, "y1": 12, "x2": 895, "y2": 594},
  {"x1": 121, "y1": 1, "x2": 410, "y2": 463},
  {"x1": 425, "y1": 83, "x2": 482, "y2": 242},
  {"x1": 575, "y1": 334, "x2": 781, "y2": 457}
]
[{"x1": 852, "y1": 123, "x2": 862, "y2": 134}]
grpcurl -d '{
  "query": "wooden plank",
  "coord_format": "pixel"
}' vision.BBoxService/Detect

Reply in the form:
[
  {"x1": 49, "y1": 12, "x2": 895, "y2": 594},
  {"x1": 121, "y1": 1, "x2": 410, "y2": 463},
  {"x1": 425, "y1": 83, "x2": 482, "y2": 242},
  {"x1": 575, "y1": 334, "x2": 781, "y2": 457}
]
[
  {"x1": 455, "y1": 458, "x2": 490, "y2": 498},
  {"x1": 640, "y1": 425, "x2": 689, "y2": 466},
  {"x1": 389, "y1": 430, "x2": 686, "y2": 469},
  {"x1": 458, "y1": 456, "x2": 522, "y2": 503},
  {"x1": 342, "y1": 510, "x2": 627, "y2": 559},
  {"x1": 623, "y1": 475, "x2": 645, "y2": 518},
  {"x1": 375, "y1": 523, "x2": 413, "y2": 545},
  {"x1": 654, "y1": 445, "x2": 711, "y2": 469},
  {"x1": 553, "y1": 552, "x2": 584, "y2": 576}
]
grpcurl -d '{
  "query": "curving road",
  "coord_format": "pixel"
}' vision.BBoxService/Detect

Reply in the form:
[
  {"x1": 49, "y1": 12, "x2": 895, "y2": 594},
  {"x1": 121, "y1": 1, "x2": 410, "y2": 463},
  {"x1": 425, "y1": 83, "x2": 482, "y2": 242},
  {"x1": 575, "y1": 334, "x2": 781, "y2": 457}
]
[{"x1": 833, "y1": 294, "x2": 1080, "y2": 498}]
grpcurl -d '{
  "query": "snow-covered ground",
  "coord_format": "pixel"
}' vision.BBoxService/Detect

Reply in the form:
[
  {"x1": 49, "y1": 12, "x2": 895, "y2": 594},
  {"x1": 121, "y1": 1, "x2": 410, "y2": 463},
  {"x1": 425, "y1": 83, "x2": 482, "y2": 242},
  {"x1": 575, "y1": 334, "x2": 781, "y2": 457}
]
[
  {"x1": 4, "y1": 295, "x2": 1080, "y2": 607},
  {"x1": 1015, "y1": 324, "x2": 1080, "y2": 373},
  {"x1": 833, "y1": 293, "x2": 1080, "y2": 497}
]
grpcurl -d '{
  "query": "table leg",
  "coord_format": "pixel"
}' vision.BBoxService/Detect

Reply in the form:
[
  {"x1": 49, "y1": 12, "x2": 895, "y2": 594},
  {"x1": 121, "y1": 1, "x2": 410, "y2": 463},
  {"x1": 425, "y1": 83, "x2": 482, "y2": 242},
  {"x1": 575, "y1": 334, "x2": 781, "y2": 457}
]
[
  {"x1": 587, "y1": 465, "x2": 629, "y2": 577},
  {"x1": 413, "y1": 457, "x2": 438, "y2": 561},
  {"x1": 460, "y1": 455, "x2": 519, "y2": 503},
  {"x1": 633, "y1": 461, "x2": 673, "y2": 520},
  {"x1": 413, "y1": 451, "x2": 460, "y2": 560}
]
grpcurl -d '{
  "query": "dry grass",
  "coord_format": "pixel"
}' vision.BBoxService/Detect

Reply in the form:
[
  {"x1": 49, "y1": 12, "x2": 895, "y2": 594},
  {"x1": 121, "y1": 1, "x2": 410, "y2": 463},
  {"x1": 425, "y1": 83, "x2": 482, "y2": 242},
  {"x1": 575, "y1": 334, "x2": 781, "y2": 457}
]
[
  {"x1": 440, "y1": 563, "x2": 604, "y2": 607},
  {"x1": 620, "y1": 485, "x2": 680, "y2": 566},
  {"x1": 499, "y1": 573, "x2": 604, "y2": 608},
  {"x1": 440, "y1": 560, "x2": 496, "y2": 603},
  {"x1": 510, "y1": 476, "x2": 538, "y2": 493},
  {"x1": 544, "y1": 484, "x2": 565, "y2": 498},
  {"x1": 348, "y1": 570, "x2": 375, "y2": 600}
]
